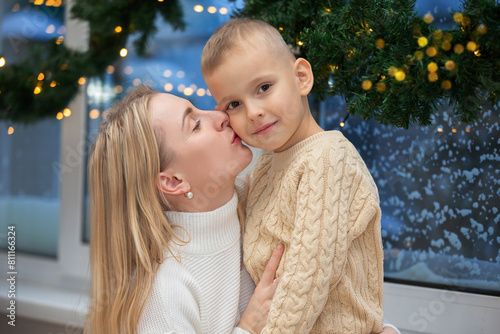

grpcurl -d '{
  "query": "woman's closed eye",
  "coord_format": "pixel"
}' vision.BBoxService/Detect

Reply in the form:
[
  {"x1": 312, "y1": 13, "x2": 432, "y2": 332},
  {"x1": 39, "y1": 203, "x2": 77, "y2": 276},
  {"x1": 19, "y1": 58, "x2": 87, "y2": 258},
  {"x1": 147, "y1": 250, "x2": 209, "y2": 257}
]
[{"x1": 193, "y1": 119, "x2": 201, "y2": 132}]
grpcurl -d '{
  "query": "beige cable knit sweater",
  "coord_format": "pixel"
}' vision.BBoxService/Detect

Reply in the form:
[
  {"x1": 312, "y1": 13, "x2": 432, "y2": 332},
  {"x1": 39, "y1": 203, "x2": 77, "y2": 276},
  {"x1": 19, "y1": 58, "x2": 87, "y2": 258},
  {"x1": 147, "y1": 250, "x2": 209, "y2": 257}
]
[{"x1": 242, "y1": 131, "x2": 384, "y2": 334}]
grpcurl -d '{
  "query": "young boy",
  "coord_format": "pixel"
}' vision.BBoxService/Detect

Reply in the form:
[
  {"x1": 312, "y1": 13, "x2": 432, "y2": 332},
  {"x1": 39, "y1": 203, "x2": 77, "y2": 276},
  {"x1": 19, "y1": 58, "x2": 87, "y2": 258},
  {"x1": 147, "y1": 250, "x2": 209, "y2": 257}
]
[{"x1": 201, "y1": 18, "x2": 387, "y2": 333}]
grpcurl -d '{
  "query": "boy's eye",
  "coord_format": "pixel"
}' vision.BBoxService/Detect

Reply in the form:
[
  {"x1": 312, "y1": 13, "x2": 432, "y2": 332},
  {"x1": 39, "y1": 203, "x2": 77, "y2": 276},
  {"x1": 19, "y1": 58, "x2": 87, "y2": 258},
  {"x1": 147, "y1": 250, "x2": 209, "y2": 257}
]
[
  {"x1": 227, "y1": 101, "x2": 241, "y2": 110},
  {"x1": 193, "y1": 119, "x2": 201, "y2": 132},
  {"x1": 258, "y1": 84, "x2": 271, "y2": 93}
]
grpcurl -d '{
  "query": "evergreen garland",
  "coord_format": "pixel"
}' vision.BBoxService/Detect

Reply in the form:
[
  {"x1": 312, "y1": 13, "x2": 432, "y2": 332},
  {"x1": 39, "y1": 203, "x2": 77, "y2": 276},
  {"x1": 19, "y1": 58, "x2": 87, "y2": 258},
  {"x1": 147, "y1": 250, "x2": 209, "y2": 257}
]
[
  {"x1": 233, "y1": 0, "x2": 500, "y2": 128},
  {"x1": 1, "y1": 0, "x2": 499, "y2": 127},
  {"x1": 0, "y1": 0, "x2": 184, "y2": 123}
]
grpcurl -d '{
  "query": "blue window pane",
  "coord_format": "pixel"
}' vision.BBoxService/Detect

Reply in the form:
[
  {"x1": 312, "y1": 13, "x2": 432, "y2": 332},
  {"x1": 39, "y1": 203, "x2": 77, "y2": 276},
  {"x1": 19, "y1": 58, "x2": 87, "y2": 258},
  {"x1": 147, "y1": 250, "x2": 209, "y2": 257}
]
[
  {"x1": 0, "y1": 120, "x2": 61, "y2": 258},
  {"x1": 0, "y1": 2, "x2": 65, "y2": 258},
  {"x1": 320, "y1": 96, "x2": 500, "y2": 295}
]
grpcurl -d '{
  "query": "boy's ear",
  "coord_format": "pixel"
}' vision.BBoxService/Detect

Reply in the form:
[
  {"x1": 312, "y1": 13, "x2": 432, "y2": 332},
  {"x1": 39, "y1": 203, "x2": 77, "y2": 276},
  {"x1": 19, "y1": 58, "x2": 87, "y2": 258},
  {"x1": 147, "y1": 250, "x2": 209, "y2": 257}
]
[
  {"x1": 157, "y1": 170, "x2": 189, "y2": 196},
  {"x1": 294, "y1": 58, "x2": 314, "y2": 96}
]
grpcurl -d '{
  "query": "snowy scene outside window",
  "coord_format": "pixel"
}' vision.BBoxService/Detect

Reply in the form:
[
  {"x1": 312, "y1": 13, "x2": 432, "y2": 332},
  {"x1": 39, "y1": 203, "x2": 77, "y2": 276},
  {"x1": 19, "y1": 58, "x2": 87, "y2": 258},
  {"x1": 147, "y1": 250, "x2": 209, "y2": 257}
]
[{"x1": 320, "y1": 96, "x2": 499, "y2": 295}]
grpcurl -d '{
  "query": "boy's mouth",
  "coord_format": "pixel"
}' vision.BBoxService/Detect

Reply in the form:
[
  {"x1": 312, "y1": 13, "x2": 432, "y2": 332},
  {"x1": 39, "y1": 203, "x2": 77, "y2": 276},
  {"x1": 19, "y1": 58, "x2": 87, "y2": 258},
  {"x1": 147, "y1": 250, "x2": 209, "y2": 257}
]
[{"x1": 253, "y1": 121, "x2": 277, "y2": 135}]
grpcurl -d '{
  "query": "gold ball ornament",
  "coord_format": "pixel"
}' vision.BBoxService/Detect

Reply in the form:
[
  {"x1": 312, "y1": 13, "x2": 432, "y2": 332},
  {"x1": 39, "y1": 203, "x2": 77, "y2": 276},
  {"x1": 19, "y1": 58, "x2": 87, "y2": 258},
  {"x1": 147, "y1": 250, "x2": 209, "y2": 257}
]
[
  {"x1": 445, "y1": 60, "x2": 456, "y2": 71},
  {"x1": 414, "y1": 51, "x2": 424, "y2": 61},
  {"x1": 426, "y1": 46, "x2": 438, "y2": 57},
  {"x1": 362, "y1": 80, "x2": 373, "y2": 91},
  {"x1": 375, "y1": 38, "x2": 385, "y2": 49},
  {"x1": 441, "y1": 80, "x2": 452, "y2": 90},
  {"x1": 388, "y1": 66, "x2": 397, "y2": 76},
  {"x1": 454, "y1": 44, "x2": 464, "y2": 54},
  {"x1": 423, "y1": 13, "x2": 434, "y2": 24},
  {"x1": 467, "y1": 41, "x2": 477, "y2": 52},
  {"x1": 453, "y1": 12, "x2": 463, "y2": 23},
  {"x1": 433, "y1": 30, "x2": 443, "y2": 40},
  {"x1": 376, "y1": 82, "x2": 387, "y2": 93},
  {"x1": 441, "y1": 41, "x2": 452, "y2": 51},
  {"x1": 418, "y1": 37, "x2": 428, "y2": 47},
  {"x1": 477, "y1": 23, "x2": 487, "y2": 35},
  {"x1": 395, "y1": 70, "x2": 406, "y2": 81},
  {"x1": 427, "y1": 62, "x2": 438, "y2": 73},
  {"x1": 428, "y1": 72, "x2": 438, "y2": 82}
]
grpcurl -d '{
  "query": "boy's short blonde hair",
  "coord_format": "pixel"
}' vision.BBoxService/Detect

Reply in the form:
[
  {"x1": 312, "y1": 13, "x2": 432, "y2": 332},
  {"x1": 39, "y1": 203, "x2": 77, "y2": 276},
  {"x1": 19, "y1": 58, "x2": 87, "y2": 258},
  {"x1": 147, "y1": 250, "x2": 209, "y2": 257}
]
[{"x1": 201, "y1": 18, "x2": 296, "y2": 77}]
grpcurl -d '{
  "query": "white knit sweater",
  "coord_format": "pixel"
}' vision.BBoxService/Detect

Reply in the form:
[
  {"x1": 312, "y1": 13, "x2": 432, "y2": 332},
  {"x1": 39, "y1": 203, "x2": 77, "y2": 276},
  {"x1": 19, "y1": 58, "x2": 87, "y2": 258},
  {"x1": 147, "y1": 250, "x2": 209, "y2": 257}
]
[{"x1": 137, "y1": 192, "x2": 255, "y2": 334}]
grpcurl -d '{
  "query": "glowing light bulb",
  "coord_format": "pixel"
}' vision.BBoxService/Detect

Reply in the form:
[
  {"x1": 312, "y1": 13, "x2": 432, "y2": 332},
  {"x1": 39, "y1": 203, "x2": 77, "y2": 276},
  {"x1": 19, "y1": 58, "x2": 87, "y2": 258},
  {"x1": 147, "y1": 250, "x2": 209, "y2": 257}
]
[
  {"x1": 0, "y1": 57, "x2": 5, "y2": 67},
  {"x1": 63, "y1": 108, "x2": 71, "y2": 117},
  {"x1": 120, "y1": 48, "x2": 128, "y2": 57},
  {"x1": 115, "y1": 26, "x2": 122, "y2": 33},
  {"x1": 7, "y1": 127, "x2": 14, "y2": 135},
  {"x1": 89, "y1": 109, "x2": 100, "y2": 119},
  {"x1": 194, "y1": 5, "x2": 203, "y2": 12}
]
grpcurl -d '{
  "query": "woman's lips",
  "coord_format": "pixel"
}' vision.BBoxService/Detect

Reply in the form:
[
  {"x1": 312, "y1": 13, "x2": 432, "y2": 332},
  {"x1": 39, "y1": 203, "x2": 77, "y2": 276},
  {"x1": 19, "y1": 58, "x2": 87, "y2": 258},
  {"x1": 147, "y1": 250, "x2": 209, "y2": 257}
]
[
  {"x1": 253, "y1": 121, "x2": 277, "y2": 135},
  {"x1": 232, "y1": 132, "x2": 242, "y2": 144}
]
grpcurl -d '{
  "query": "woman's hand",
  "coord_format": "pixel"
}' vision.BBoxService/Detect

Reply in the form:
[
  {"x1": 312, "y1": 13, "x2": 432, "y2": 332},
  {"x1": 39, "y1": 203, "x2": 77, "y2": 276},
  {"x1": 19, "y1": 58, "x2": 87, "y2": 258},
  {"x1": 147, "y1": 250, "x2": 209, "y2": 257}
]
[
  {"x1": 379, "y1": 325, "x2": 400, "y2": 334},
  {"x1": 237, "y1": 244, "x2": 284, "y2": 334}
]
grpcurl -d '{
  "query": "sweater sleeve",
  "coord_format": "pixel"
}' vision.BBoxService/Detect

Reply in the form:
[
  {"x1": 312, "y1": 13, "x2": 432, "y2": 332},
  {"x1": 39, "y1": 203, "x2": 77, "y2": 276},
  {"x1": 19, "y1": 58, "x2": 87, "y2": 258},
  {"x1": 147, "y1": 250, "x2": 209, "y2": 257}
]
[{"x1": 261, "y1": 144, "x2": 380, "y2": 333}]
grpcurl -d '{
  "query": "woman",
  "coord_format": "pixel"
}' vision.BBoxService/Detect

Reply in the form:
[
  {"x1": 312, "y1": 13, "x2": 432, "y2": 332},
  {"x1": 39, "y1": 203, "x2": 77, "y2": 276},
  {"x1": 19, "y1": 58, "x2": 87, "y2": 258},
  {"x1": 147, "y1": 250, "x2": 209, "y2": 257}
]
[
  {"x1": 85, "y1": 85, "x2": 281, "y2": 334},
  {"x1": 85, "y1": 86, "x2": 400, "y2": 334}
]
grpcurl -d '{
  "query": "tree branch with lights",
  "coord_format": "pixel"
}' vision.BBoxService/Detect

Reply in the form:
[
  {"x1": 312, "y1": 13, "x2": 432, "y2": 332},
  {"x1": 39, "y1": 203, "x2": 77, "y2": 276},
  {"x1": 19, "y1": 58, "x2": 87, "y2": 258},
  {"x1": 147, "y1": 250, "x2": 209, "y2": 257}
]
[
  {"x1": 233, "y1": 0, "x2": 500, "y2": 128},
  {"x1": 0, "y1": 0, "x2": 184, "y2": 123}
]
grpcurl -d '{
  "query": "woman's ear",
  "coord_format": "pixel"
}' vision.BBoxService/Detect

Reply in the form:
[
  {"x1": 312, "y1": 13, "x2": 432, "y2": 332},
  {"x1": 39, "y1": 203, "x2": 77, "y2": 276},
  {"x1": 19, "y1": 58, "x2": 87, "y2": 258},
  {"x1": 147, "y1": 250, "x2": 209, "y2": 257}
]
[
  {"x1": 157, "y1": 170, "x2": 189, "y2": 196},
  {"x1": 294, "y1": 58, "x2": 314, "y2": 96}
]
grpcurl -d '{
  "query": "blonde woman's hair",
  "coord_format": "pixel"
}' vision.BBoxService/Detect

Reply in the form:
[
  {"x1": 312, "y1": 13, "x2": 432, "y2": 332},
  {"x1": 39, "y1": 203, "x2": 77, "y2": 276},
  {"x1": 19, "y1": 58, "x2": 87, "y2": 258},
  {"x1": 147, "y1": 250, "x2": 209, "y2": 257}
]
[
  {"x1": 201, "y1": 18, "x2": 296, "y2": 77},
  {"x1": 85, "y1": 85, "x2": 183, "y2": 334}
]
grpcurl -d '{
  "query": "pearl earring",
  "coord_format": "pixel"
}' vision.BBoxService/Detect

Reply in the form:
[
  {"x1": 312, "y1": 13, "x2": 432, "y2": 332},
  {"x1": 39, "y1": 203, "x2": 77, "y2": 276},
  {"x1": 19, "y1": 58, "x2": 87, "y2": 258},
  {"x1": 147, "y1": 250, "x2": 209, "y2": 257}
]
[{"x1": 184, "y1": 191, "x2": 193, "y2": 199}]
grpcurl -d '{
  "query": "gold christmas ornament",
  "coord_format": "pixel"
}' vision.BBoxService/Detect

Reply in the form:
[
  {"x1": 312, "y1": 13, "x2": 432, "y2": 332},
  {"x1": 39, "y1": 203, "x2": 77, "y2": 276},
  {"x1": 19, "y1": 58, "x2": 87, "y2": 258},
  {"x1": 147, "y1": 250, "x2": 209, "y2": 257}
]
[
  {"x1": 375, "y1": 38, "x2": 385, "y2": 49},
  {"x1": 477, "y1": 23, "x2": 487, "y2": 34},
  {"x1": 454, "y1": 44, "x2": 464, "y2": 54},
  {"x1": 423, "y1": 13, "x2": 434, "y2": 24},
  {"x1": 445, "y1": 60, "x2": 456, "y2": 71},
  {"x1": 395, "y1": 70, "x2": 406, "y2": 81},
  {"x1": 428, "y1": 72, "x2": 438, "y2": 82},
  {"x1": 418, "y1": 36, "x2": 428, "y2": 47},
  {"x1": 441, "y1": 80, "x2": 452, "y2": 90},
  {"x1": 453, "y1": 12, "x2": 464, "y2": 23},
  {"x1": 362, "y1": 80, "x2": 373, "y2": 90},
  {"x1": 376, "y1": 82, "x2": 387, "y2": 93},
  {"x1": 427, "y1": 62, "x2": 438, "y2": 73},
  {"x1": 426, "y1": 46, "x2": 438, "y2": 57}
]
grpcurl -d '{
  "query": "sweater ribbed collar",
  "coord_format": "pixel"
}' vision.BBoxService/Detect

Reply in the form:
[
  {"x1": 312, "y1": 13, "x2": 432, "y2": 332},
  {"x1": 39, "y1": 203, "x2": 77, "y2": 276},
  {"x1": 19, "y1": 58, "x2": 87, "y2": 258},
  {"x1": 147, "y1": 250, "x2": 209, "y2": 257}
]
[
  {"x1": 164, "y1": 192, "x2": 240, "y2": 255},
  {"x1": 271, "y1": 130, "x2": 336, "y2": 172}
]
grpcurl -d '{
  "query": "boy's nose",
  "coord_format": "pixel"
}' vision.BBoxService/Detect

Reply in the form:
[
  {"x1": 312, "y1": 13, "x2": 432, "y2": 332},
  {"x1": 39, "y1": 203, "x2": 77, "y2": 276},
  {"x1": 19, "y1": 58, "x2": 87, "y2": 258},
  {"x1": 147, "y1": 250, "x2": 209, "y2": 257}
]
[{"x1": 246, "y1": 103, "x2": 264, "y2": 122}]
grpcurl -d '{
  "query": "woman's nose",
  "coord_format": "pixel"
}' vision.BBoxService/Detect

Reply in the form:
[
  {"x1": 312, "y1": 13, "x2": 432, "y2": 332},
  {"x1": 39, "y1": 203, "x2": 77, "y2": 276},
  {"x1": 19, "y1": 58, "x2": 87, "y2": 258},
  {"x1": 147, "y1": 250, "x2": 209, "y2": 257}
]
[{"x1": 215, "y1": 110, "x2": 229, "y2": 131}]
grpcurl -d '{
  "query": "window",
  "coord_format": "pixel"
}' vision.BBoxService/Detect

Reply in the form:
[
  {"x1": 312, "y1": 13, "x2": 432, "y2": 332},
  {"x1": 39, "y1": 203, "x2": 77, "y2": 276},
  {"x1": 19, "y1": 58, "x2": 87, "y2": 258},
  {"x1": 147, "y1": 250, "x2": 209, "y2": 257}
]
[
  {"x1": 0, "y1": 0, "x2": 65, "y2": 258},
  {"x1": 320, "y1": 96, "x2": 500, "y2": 296}
]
